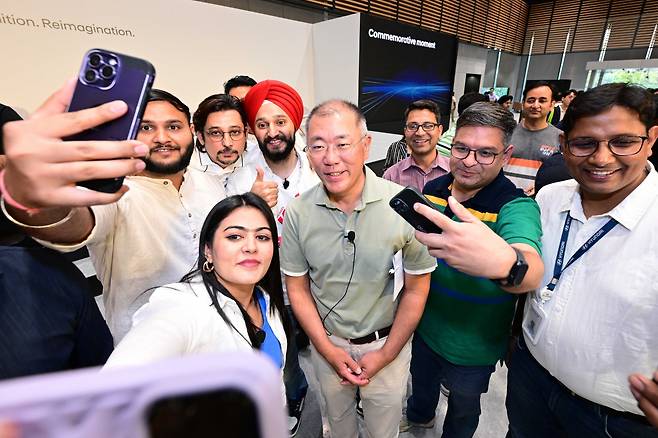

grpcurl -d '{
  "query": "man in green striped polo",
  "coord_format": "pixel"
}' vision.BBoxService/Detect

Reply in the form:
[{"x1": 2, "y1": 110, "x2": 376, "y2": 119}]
[{"x1": 401, "y1": 102, "x2": 545, "y2": 437}]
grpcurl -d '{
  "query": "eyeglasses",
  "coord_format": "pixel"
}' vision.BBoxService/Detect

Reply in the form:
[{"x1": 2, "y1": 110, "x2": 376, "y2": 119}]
[
  {"x1": 450, "y1": 144, "x2": 505, "y2": 165},
  {"x1": 404, "y1": 122, "x2": 439, "y2": 133},
  {"x1": 305, "y1": 134, "x2": 368, "y2": 156},
  {"x1": 565, "y1": 135, "x2": 648, "y2": 157},
  {"x1": 205, "y1": 128, "x2": 245, "y2": 142}
]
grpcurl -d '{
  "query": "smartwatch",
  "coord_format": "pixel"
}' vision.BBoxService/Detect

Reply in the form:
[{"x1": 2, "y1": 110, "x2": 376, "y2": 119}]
[{"x1": 494, "y1": 247, "x2": 528, "y2": 287}]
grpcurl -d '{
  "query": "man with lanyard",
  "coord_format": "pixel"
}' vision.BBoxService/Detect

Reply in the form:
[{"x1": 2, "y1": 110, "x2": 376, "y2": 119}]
[
  {"x1": 225, "y1": 79, "x2": 319, "y2": 436},
  {"x1": 403, "y1": 102, "x2": 544, "y2": 436},
  {"x1": 506, "y1": 83, "x2": 658, "y2": 437}
]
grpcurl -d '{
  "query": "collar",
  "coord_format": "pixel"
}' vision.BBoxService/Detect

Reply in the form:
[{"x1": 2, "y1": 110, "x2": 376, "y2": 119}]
[
  {"x1": 563, "y1": 163, "x2": 658, "y2": 230},
  {"x1": 427, "y1": 170, "x2": 524, "y2": 213},
  {"x1": 399, "y1": 150, "x2": 450, "y2": 173},
  {"x1": 313, "y1": 166, "x2": 382, "y2": 210}
]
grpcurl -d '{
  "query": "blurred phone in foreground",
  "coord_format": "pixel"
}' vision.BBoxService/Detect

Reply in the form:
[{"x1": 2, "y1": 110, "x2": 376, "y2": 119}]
[
  {"x1": 67, "y1": 48, "x2": 155, "y2": 193},
  {"x1": 0, "y1": 352, "x2": 286, "y2": 438}
]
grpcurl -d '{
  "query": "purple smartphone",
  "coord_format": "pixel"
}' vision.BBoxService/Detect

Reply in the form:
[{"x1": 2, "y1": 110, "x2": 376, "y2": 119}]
[{"x1": 67, "y1": 48, "x2": 155, "y2": 193}]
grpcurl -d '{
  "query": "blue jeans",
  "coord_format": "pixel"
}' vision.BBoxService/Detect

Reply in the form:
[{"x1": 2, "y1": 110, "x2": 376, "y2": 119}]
[
  {"x1": 407, "y1": 334, "x2": 495, "y2": 438},
  {"x1": 506, "y1": 336, "x2": 658, "y2": 438},
  {"x1": 283, "y1": 305, "x2": 308, "y2": 402}
]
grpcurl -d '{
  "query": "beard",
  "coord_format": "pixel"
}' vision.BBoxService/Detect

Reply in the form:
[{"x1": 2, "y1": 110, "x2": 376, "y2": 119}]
[
  {"x1": 143, "y1": 140, "x2": 194, "y2": 174},
  {"x1": 258, "y1": 132, "x2": 295, "y2": 163}
]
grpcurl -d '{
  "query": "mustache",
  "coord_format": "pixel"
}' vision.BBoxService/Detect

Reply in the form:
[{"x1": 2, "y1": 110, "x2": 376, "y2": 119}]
[{"x1": 264, "y1": 133, "x2": 288, "y2": 144}]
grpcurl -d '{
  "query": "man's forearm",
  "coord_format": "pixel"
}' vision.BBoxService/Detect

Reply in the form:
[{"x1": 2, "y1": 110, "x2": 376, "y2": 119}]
[
  {"x1": 7, "y1": 205, "x2": 95, "y2": 244},
  {"x1": 379, "y1": 272, "x2": 430, "y2": 361}
]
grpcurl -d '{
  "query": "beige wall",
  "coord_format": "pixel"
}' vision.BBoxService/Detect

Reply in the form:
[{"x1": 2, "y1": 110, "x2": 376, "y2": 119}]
[{"x1": 0, "y1": 0, "x2": 314, "y2": 115}]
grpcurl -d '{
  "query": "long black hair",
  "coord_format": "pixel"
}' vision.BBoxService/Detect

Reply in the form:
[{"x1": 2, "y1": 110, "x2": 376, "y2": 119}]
[{"x1": 181, "y1": 193, "x2": 290, "y2": 348}]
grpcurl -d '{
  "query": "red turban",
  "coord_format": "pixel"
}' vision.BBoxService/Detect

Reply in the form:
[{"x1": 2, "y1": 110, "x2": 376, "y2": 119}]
[{"x1": 243, "y1": 80, "x2": 304, "y2": 131}]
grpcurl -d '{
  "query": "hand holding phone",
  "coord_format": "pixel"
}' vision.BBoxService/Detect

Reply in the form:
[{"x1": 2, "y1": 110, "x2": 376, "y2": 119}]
[
  {"x1": 390, "y1": 186, "x2": 443, "y2": 234},
  {"x1": 67, "y1": 48, "x2": 155, "y2": 193}
]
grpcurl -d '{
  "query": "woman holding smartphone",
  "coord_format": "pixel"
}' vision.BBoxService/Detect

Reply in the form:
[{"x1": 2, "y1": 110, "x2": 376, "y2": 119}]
[{"x1": 105, "y1": 193, "x2": 289, "y2": 371}]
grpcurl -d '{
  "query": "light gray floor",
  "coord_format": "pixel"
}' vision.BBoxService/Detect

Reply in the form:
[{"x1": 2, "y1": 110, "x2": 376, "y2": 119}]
[{"x1": 294, "y1": 348, "x2": 509, "y2": 438}]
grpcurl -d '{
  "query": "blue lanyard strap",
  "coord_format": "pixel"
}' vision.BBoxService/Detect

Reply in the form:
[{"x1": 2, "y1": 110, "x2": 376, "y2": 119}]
[{"x1": 547, "y1": 213, "x2": 618, "y2": 291}]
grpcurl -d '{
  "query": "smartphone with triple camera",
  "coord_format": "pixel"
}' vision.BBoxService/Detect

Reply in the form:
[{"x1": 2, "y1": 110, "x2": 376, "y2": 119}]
[
  {"x1": 67, "y1": 48, "x2": 155, "y2": 193},
  {"x1": 390, "y1": 186, "x2": 443, "y2": 234}
]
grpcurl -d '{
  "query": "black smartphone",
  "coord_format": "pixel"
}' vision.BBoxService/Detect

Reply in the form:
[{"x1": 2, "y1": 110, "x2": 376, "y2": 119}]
[
  {"x1": 67, "y1": 48, "x2": 155, "y2": 193},
  {"x1": 390, "y1": 186, "x2": 443, "y2": 234}
]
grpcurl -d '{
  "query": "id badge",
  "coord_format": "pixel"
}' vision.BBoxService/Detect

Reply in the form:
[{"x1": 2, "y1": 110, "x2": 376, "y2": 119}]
[{"x1": 523, "y1": 299, "x2": 548, "y2": 345}]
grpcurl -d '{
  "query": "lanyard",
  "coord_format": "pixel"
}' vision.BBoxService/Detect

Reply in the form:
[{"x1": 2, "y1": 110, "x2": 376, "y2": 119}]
[{"x1": 545, "y1": 213, "x2": 618, "y2": 293}]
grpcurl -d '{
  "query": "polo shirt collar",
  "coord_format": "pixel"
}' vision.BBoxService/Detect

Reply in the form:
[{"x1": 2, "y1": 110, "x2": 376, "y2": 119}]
[
  {"x1": 565, "y1": 163, "x2": 658, "y2": 230},
  {"x1": 430, "y1": 170, "x2": 518, "y2": 211},
  {"x1": 313, "y1": 166, "x2": 382, "y2": 210}
]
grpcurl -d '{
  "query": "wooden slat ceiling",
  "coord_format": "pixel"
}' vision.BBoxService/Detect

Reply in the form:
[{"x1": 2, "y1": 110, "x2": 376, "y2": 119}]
[
  {"x1": 523, "y1": 0, "x2": 656, "y2": 54},
  {"x1": 292, "y1": 0, "x2": 529, "y2": 54}
]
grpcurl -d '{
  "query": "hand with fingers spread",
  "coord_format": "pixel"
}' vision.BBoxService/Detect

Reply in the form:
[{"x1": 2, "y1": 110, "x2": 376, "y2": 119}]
[
  {"x1": 322, "y1": 345, "x2": 370, "y2": 386},
  {"x1": 250, "y1": 166, "x2": 278, "y2": 208},
  {"x1": 2, "y1": 79, "x2": 148, "y2": 210},
  {"x1": 413, "y1": 196, "x2": 518, "y2": 279},
  {"x1": 629, "y1": 372, "x2": 658, "y2": 428}
]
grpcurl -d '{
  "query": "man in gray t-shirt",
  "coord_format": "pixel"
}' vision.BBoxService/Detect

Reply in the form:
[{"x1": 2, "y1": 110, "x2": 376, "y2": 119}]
[{"x1": 504, "y1": 82, "x2": 562, "y2": 195}]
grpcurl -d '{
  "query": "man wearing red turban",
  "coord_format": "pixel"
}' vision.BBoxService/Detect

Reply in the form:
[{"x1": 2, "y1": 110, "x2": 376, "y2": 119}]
[{"x1": 226, "y1": 79, "x2": 319, "y2": 436}]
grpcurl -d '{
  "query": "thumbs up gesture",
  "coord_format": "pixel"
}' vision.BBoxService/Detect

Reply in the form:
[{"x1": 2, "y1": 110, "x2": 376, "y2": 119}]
[
  {"x1": 250, "y1": 167, "x2": 279, "y2": 208},
  {"x1": 413, "y1": 196, "x2": 518, "y2": 279}
]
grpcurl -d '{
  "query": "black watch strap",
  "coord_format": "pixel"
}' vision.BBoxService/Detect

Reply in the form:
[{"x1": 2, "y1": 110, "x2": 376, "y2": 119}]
[{"x1": 494, "y1": 247, "x2": 529, "y2": 287}]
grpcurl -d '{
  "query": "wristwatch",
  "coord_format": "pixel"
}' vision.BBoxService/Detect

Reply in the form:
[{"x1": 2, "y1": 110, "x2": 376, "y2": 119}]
[{"x1": 494, "y1": 247, "x2": 528, "y2": 287}]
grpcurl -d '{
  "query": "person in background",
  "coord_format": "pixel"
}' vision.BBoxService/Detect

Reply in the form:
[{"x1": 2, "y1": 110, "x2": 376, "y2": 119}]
[
  {"x1": 190, "y1": 94, "x2": 253, "y2": 186},
  {"x1": 438, "y1": 92, "x2": 489, "y2": 155},
  {"x1": 383, "y1": 100, "x2": 449, "y2": 191},
  {"x1": 498, "y1": 95, "x2": 514, "y2": 112},
  {"x1": 224, "y1": 75, "x2": 257, "y2": 101},
  {"x1": 504, "y1": 81, "x2": 562, "y2": 196}
]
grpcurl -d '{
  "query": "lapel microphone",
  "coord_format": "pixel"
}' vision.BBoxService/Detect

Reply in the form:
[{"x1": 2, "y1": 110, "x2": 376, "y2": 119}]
[
  {"x1": 283, "y1": 179, "x2": 290, "y2": 189},
  {"x1": 346, "y1": 230, "x2": 356, "y2": 243}
]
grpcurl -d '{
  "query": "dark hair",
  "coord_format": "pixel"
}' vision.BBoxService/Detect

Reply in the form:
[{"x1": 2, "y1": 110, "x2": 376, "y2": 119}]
[
  {"x1": 181, "y1": 193, "x2": 290, "y2": 348},
  {"x1": 523, "y1": 81, "x2": 556, "y2": 101},
  {"x1": 458, "y1": 92, "x2": 488, "y2": 115},
  {"x1": 148, "y1": 89, "x2": 191, "y2": 122},
  {"x1": 192, "y1": 94, "x2": 248, "y2": 152},
  {"x1": 564, "y1": 89, "x2": 577, "y2": 98},
  {"x1": 457, "y1": 102, "x2": 517, "y2": 147},
  {"x1": 224, "y1": 75, "x2": 257, "y2": 95},
  {"x1": 306, "y1": 99, "x2": 368, "y2": 136},
  {"x1": 498, "y1": 95, "x2": 514, "y2": 105},
  {"x1": 653, "y1": 94, "x2": 658, "y2": 126},
  {"x1": 404, "y1": 99, "x2": 441, "y2": 124},
  {"x1": 561, "y1": 83, "x2": 656, "y2": 136}
]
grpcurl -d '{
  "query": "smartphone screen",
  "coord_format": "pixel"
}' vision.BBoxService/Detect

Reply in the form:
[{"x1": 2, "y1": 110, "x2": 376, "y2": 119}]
[
  {"x1": 67, "y1": 48, "x2": 155, "y2": 193},
  {"x1": 147, "y1": 388, "x2": 261, "y2": 438}
]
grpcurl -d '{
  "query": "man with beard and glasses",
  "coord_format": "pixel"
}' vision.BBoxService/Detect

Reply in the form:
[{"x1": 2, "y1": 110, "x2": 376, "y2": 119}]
[
  {"x1": 226, "y1": 80, "x2": 319, "y2": 436},
  {"x1": 191, "y1": 94, "x2": 258, "y2": 186},
  {"x1": 1, "y1": 89, "x2": 226, "y2": 343}
]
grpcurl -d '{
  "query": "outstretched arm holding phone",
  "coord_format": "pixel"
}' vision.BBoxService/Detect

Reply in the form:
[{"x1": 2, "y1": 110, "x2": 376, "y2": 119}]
[{"x1": 1, "y1": 79, "x2": 148, "y2": 244}]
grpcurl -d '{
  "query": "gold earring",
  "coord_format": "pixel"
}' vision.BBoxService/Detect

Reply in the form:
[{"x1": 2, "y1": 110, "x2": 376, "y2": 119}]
[{"x1": 202, "y1": 260, "x2": 213, "y2": 272}]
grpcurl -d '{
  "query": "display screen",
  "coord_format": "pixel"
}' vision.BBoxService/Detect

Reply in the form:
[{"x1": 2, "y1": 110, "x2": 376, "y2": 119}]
[{"x1": 359, "y1": 15, "x2": 458, "y2": 134}]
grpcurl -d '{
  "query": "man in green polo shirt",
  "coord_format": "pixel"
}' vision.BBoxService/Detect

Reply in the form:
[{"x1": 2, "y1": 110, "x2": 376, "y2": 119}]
[
  {"x1": 281, "y1": 99, "x2": 436, "y2": 438},
  {"x1": 401, "y1": 102, "x2": 544, "y2": 437}
]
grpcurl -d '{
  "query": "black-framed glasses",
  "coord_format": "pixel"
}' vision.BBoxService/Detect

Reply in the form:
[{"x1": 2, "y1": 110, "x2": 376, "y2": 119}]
[
  {"x1": 450, "y1": 144, "x2": 505, "y2": 165},
  {"x1": 205, "y1": 128, "x2": 245, "y2": 142},
  {"x1": 404, "y1": 122, "x2": 439, "y2": 133},
  {"x1": 565, "y1": 135, "x2": 647, "y2": 157}
]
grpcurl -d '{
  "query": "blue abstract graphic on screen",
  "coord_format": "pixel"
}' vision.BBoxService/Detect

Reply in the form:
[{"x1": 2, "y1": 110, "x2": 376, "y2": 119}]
[{"x1": 361, "y1": 78, "x2": 451, "y2": 115}]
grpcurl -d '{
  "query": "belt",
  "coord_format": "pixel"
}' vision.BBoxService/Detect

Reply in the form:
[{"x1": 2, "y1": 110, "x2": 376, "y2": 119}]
[{"x1": 348, "y1": 325, "x2": 392, "y2": 345}]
